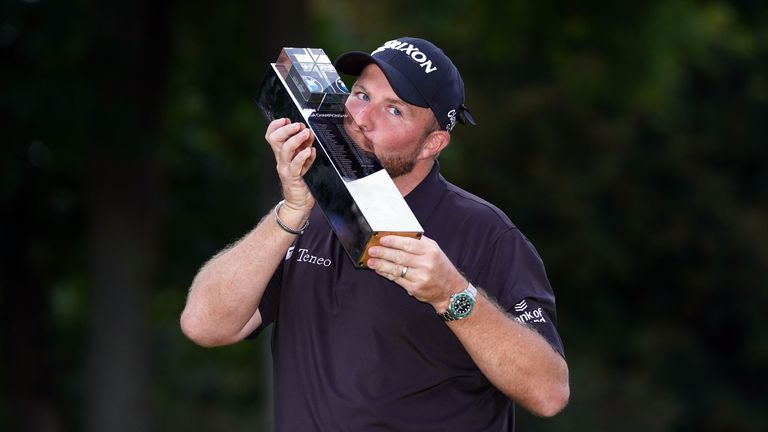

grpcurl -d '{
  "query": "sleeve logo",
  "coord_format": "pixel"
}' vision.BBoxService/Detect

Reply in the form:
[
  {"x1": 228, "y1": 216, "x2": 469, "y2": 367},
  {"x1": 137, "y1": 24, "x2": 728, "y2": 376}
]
[{"x1": 513, "y1": 298, "x2": 547, "y2": 324}]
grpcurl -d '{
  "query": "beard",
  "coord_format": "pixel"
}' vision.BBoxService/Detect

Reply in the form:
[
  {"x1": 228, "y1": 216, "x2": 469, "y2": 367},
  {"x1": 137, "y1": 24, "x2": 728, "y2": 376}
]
[
  {"x1": 378, "y1": 147, "x2": 421, "y2": 178},
  {"x1": 343, "y1": 114, "x2": 430, "y2": 178}
]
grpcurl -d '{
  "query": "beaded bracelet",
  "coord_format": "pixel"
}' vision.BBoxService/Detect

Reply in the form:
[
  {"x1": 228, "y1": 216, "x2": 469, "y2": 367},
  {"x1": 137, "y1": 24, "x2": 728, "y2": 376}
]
[{"x1": 274, "y1": 200, "x2": 309, "y2": 235}]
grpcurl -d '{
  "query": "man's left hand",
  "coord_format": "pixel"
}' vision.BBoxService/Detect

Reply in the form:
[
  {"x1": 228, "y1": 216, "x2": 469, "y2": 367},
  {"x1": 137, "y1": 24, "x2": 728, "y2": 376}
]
[{"x1": 366, "y1": 235, "x2": 467, "y2": 312}]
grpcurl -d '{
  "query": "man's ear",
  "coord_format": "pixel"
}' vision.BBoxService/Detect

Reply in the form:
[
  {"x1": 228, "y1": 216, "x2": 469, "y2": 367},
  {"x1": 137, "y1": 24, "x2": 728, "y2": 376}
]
[{"x1": 420, "y1": 130, "x2": 451, "y2": 159}]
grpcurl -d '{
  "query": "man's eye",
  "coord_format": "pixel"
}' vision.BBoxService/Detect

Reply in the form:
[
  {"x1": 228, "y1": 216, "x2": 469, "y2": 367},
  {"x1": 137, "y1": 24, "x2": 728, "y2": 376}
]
[
  {"x1": 388, "y1": 107, "x2": 402, "y2": 117},
  {"x1": 355, "y1": 92, "x2": 370, "y2": 102}
]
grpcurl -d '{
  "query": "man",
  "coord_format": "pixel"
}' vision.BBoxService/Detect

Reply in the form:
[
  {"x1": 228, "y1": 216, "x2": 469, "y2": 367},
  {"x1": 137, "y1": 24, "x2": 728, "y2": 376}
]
[{"x1": 181, "y1": 37, "x2": 569, "y2": 431}]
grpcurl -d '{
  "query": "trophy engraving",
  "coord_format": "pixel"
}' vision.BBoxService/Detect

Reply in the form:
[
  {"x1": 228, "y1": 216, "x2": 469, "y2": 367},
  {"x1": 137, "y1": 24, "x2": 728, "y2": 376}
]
[{"x1": 256, "y1": 47, "x2": 423, "y2": 267}]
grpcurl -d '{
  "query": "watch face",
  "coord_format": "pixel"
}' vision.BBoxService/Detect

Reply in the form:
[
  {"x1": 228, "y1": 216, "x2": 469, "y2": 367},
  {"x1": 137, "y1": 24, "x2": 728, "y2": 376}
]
[{"x1": 449, "y1": 293, "x2": 475, "y2": 318}]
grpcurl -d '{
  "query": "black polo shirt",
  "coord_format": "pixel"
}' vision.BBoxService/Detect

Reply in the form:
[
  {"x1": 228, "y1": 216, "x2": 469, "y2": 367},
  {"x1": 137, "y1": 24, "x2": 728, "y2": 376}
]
[{"x1": 256, "y1": 162, "x2": 563, "y2": 431}]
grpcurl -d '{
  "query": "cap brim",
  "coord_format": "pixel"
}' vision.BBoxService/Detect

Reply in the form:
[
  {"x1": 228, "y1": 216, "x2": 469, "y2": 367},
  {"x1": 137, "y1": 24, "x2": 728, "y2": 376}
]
[{"x1": 334, "y1": 51, "x2": 429, "y2": 108}]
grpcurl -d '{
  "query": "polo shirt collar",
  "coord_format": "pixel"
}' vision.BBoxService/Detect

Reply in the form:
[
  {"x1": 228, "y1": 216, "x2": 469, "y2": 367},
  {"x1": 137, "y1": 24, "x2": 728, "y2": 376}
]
[{"x1": 404, "y1": 160, "x2": 446, "y2": 225}]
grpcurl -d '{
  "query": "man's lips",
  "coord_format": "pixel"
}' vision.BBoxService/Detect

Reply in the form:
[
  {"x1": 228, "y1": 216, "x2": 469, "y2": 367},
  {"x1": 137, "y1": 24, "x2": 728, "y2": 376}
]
[
  {"x1": 356, "y1": 133, "x2": 374, "y2": 153},
  {"x1": 344, "y1": 120, "x2": 374, "y2": 153}
]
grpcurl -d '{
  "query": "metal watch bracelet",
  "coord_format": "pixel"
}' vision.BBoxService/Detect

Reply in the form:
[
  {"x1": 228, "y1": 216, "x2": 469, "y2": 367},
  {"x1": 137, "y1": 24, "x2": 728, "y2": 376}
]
[{"x1": 439, "y1": 283, "x2": 478, "y2": 321}]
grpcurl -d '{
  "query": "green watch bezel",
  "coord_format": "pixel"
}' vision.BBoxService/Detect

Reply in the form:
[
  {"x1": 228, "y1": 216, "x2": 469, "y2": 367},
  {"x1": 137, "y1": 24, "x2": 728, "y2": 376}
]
[{"x1": 447, "y1": 292, "x2": 476, "y2": 319}]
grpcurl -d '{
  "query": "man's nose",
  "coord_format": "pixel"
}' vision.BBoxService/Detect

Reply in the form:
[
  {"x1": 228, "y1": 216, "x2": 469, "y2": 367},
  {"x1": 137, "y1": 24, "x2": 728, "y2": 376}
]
[{"x1": 351, "y1": 104, "x2": 372, "y2": 131}]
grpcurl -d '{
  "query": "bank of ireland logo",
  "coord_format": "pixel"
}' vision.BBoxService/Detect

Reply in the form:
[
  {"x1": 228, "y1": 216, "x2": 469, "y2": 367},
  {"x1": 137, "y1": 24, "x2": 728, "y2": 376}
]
[
  {"x1": 303, "y1": 76, "x2": 322, "y2": 93},
  {"x1": 513, "y1": 298, "x2": 547, "y2": 324},
  {"x1": 514, "y1": 300, "x2": 528, "y2": 312}
]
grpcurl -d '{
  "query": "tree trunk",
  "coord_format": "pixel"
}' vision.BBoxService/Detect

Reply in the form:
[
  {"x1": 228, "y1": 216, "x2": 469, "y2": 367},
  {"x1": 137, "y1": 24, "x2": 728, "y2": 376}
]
[{"x1": 85, "y1": 1, "x2": 167, "y2": 431}]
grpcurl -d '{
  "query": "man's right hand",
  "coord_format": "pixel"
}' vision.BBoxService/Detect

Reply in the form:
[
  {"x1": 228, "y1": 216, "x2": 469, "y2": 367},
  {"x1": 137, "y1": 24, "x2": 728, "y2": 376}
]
[
  {"x1": 181, "y1": 118, "x2": 318, "y2": 347},
  {"x1": 265, "y1": 118, "x2": 317, "y2": 217}
]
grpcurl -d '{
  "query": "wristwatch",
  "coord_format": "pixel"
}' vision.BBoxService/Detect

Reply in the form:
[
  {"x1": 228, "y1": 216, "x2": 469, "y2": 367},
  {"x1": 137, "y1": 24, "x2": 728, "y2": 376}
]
[{"x1": 439, "y1": 283, "x2": 477, "y2": 321}]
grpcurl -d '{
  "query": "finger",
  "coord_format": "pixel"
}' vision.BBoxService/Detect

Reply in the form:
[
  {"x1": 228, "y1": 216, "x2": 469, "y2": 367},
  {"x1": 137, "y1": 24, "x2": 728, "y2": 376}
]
[
  {"x1": 265, "y1": 118, "x2": 290, "y2": 138},
  {"x1": 368, "y1": 258, "x2": 400, "y2": 278},
  {"x1": 298, "y1": 128, "x2": 315, "y2": 155},
  {"x1": 379, "y1": 235, "x2": 423, "y2": 255},
  {"x1": 290, "y1": 147, "x2": 314, "y2": 175},
  {"x1": 266, "y1": 119, "x2": 298, "y2": 151},
  {"x1": 267, "y1": 122, "x2": 305, "y2": 153},
  {"x1": 279, "y1": 129, "x2": 312, "y2": 165},
  {"x1": 300, "y1": 148, "x2": 317, "y2": 176},
  {"x1": 375, "y1": 267, "x2": 416, "y2": 294},
  {"x1": 373, "y1": 265, "x2": 400, "y2": 282},
  {"x1": 286, "y1": 128, "x2": 313, "y2": 155},
  {"x1": 367, "y1": 244, "x2": 409, "y2": 266}
]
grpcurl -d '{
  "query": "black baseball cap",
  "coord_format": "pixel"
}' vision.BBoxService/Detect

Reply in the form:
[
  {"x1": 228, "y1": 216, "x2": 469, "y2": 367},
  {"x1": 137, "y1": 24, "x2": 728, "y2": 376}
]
[{"x1": 334, "y1": 37, "x2": 476, "y2": 132}]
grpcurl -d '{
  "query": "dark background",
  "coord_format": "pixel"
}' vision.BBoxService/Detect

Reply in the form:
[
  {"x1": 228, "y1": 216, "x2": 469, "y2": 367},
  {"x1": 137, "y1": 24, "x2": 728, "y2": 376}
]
[{"x1": 2, "y1": 0, "x2": 767, "y2": 431}]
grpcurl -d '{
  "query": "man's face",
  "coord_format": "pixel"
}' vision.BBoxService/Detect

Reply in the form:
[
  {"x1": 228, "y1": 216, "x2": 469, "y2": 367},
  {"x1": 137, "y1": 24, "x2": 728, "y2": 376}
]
[{"x1": 344, "y1": 64, "x2": 438, "y2": 178}]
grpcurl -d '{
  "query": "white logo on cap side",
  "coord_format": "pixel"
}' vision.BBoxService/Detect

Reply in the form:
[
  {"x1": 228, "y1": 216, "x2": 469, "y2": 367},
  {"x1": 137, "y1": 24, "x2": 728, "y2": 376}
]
[
  {"x1": 371, "y1": 39, "x2": 438, "y2": 74},
  {"x1": 446, "y1": 109, "x2": 458, "y2": 132}
]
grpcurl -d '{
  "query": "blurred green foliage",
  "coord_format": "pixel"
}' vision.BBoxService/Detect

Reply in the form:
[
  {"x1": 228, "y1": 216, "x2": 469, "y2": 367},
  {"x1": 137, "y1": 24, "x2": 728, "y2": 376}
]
[{"x1": 2, "y1": 0, "x2": 767, "y2": 431}]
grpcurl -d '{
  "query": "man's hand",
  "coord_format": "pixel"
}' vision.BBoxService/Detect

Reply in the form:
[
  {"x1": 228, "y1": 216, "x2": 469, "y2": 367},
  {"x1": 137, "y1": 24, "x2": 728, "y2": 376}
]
[
  {"x1": 265, "y1": 118, "x2": 317, "y2": 213},
  {"x1": 367, "y1": 234, "x2": 570, "y2": 416},
  {"x1": 366, "y1": 235, "x2": 467, "y2": 312}
]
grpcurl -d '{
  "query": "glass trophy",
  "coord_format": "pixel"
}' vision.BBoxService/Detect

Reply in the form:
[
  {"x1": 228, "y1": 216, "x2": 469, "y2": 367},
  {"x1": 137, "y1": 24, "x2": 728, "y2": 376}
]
[{"x1": 256, "y1": 47, "x2": 423, "y2": 267}]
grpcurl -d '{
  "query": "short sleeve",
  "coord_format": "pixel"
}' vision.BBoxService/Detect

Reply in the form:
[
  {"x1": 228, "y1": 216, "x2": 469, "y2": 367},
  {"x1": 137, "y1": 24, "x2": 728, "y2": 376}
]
[
  {"x1": 247, "y1": 260, "x2": 283, "y2": 339},
  {"x1": 472, "y1": 228, "x2": 565, "y2": 356}
]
